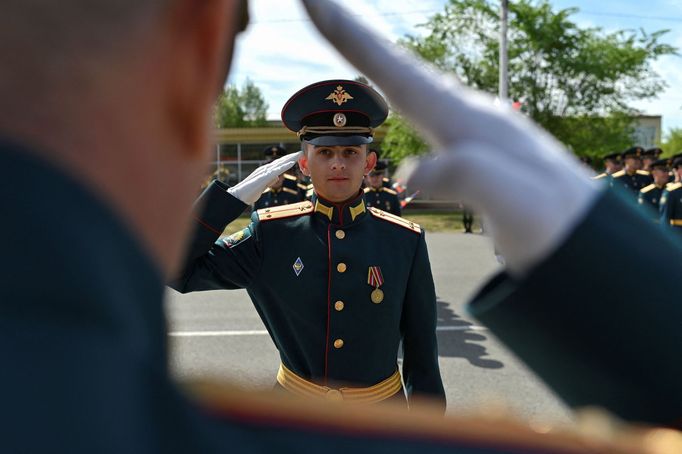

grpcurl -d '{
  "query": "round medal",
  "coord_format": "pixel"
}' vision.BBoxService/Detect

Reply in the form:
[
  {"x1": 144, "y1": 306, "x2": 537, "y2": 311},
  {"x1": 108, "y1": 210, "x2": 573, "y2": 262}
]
[{"x1": 371, "y1": 288, "x2": 384, "y2": 304}]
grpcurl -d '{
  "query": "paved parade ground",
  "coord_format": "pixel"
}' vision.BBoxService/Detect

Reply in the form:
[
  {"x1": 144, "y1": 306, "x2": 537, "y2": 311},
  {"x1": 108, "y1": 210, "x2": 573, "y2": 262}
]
[{"x1": 166, "y1": 232, "x2": 573, "y2": 424}]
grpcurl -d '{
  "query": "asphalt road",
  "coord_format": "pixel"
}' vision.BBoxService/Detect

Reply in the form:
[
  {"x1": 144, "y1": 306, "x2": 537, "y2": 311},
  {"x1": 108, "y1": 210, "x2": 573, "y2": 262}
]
[{"x1": 165, "y1": 232, "x2": 573, "y2": 424}]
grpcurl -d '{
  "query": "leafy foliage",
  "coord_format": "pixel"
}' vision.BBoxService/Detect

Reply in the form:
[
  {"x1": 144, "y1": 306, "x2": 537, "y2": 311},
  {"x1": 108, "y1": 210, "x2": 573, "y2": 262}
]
[
  {"x1": 215, "y1": 78, "x2": 269, "y2": 128},
  {"x1": 382, "y1": 0, "x2": 677, "y2": 161},
  {"x1": 659, "y1": 127, "x2": 682, "y2": 156}
]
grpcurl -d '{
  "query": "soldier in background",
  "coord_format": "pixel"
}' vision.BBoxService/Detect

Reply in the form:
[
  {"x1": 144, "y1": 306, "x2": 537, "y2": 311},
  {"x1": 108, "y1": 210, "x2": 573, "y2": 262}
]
[
  {"x1": 253, "y1": 145, "x2": 304, "y2": 209},
  {"x1": 638, "y1": 159, "x2": 670, "y2": 222},
  {"x1": 610, "y1": 146, "x2": 652, "y2": 194},
  {"x1": 659, "y1": 156, "x2": 682, "y2": 234},
  {"x1": 592, "y1": 152, "x2": 622, "y2": 181},
  {"x1": 364, "y1": 161, "x2": 401, "y2": 216},
  {"x1": 641, "y1": 147, "x2": 663, "y2": 171}
]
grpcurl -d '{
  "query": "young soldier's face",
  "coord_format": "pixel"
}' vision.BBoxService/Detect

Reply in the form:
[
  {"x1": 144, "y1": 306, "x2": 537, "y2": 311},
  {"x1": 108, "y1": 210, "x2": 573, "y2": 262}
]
[
  {"x1": 652, "y1": 168, "x2": 669, "y2": 186},
  {"x1": 367, "y1": 172, "x2": 384, "y2": 189},
  {"x1": 299, "y1": 144, "x2": 377, "y2": 202}
]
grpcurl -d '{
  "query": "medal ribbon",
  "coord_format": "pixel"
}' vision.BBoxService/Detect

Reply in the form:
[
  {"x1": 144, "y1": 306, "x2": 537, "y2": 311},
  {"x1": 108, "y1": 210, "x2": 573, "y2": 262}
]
[{"x1": 367, "y1": 266, "x2": 384, "y2": 288}]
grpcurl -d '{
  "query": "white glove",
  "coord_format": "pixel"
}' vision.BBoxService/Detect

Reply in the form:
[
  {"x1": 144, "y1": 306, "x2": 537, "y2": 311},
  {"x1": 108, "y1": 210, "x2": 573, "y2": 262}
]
[
  {"x1": 227, "y1": 151, "x2": 303, "y2": 205},
  {"x1": 301, "y1": 0, "x2": 600, "y2": 277}
]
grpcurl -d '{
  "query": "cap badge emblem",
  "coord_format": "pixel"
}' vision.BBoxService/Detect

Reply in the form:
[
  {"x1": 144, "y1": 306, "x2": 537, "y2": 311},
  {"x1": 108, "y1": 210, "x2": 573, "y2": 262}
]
[
  {"x1": 293, "y1": 257, "x2": 304, "y2": 276},
  {"x1": 333, "y1": 113, "x2": 347, "y2": 128},
  {"x1": 325, "y1": 85, "x2": 354, "y2": 106}
]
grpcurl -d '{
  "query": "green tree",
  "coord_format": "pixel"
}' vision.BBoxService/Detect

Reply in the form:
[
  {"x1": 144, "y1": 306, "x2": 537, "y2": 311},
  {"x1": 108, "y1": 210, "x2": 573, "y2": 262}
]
[
  {"x1": 215, "y1": 78, "x2": 269, "y2": 128},
  {"x1": 382, "y1": 0, "x2": 677, "y2": 161},
  {"x1": 660, "y1": 127, "x2": 682, "y2": 156}
]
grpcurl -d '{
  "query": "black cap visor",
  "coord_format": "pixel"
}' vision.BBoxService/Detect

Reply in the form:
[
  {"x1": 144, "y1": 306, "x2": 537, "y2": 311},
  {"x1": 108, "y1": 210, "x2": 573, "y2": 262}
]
[{"x1": 305, "y1": 135, "x2": 373, "y2": 146}]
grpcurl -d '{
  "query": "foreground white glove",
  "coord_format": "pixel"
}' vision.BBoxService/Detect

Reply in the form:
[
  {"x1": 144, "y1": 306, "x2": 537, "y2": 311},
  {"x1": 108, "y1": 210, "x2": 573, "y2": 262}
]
[
  {"x1": 227, "y1": 151, "x2": 302, "y2": 205},
  {"x1": 301, "y1": 0, "x2": 600, "y2": 276}
]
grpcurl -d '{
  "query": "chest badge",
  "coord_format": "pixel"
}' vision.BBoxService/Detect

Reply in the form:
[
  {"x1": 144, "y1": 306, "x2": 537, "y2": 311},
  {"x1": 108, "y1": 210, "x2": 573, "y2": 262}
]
[
  {"x1": 367, "y1": 266, "x2": 384, "y2": 304},
  {"x1": 293, "y1": 257, "x2": 304, "y2": 276}
]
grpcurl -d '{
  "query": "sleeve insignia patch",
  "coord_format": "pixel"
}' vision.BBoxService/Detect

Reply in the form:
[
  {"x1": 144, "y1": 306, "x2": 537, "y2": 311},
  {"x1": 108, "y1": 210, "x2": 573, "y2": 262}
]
[{"x1": 223, "y1": 228, "x2": 251, "y2": 248}]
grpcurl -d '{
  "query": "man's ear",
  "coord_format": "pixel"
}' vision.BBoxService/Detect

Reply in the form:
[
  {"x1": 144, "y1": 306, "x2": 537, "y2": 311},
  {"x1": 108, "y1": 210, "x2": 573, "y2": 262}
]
[
  {"x1": 298, "y1": 149, "x2": 310, "y2": 176},
  {"x1": 365, "y1": 149, "x2": 378, "y2": 175}
]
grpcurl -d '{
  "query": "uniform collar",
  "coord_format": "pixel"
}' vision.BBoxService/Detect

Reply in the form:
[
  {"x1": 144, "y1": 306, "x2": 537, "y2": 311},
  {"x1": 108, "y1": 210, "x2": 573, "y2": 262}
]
[{"x1": 311, "y1": 191, "x2": 367, "y2": 226}]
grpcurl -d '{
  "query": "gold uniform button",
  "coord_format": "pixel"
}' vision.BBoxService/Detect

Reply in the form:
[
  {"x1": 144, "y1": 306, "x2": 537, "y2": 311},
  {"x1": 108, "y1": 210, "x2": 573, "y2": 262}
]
[
  {"x1": 335, "y1": 230, "x2": 346, "y2": 239},
  {"x1": 337, "y1": 263, "x2": 347, "y2": 273},
  {"x1": 333, "y1": 339, "x2": 344, "y2": 349},
  {"x1": 334, "y1": 301, "x2": 345, "y2": 311}
]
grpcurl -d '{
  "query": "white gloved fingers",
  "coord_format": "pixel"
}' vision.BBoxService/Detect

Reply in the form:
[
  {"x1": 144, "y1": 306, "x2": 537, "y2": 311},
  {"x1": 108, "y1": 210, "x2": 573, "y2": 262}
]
[
  {"x1": 398, "y1": 142, "x2": 599, "y2": 275},
  {"x1": 228, "y1": 151, "x2": 303, "y2": 205}
]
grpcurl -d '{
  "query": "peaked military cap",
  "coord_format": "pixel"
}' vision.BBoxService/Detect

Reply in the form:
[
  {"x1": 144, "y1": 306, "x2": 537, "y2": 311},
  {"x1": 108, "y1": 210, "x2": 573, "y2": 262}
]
[
  {"x1": 370, "y1": 161, "x2": 388, "y2": 175},
  {"x1": 281, "y1": 79, "x2": 389, "y2": 146},
  {"x1": 603, "y1": 152, "x2": 621, "y2": 162},
  {"x1": 621, "y1": 146, "x2": 643, "y2": 159},
  {"x1": 264, "y1": 145, "x2": 287, "y2": 160},
  {"x1": 649, "y1": 159, "x2": 669, "y2": 170},
  {"x1": 673, "y1": 156, "x2": 682, "y2": 169},
  {"x1": 642, "y1": 147, "x2": 663, "y2": 158}
]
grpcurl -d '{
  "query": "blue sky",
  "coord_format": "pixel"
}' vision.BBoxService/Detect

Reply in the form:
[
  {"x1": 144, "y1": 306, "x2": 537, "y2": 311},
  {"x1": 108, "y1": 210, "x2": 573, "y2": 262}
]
[{"x1": 229, "y1": 0, "x2": 682, "y2": 137}]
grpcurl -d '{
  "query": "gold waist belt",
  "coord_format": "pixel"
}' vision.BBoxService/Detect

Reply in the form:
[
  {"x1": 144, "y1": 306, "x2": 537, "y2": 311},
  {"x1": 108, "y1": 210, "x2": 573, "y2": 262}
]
[
  {"x1": 670, "y1": 219, "x2": 682, "y2": 226},
  {"x1": 276, "y1": 363, "x2": 402, "y2": 403}
]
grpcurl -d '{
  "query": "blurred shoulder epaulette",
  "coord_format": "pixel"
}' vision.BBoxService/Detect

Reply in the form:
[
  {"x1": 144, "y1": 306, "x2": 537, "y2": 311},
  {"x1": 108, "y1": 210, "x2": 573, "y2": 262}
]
[
  {"x1": 283, "y1": 173, "x2": 297, "y2": 182},
  {"x1": 257, "y1": 201, "x2": 313, "y2": 222},
  {"x1": 363, "y1": 187, "x2": 372, "y2": 193},
  {"x1": 368, "y1": 207, "x2": 420, "y2": 234},
  {"x1": 282, "y1": 187, "x2": 299, "y2": 196},
  {"x1": 382, "y1": 187, "x2": 397, "y2": 195},
  {"x1": 592, "y1": 173, "x2": 608, "y2": 180},
  {"x1": 297, "y1": 183, "x2": 308, "y2": 191},
  {"x1": 611, "y1": 170, "x2": 626, "y2": 178},
  {"x1": 667, "y1": 182, "x2": 682, "y2": 192},
  {"x1": 640, "y1": 184, "x2": 656, "y2": 194},
  {"x1": 636, "y1": 170, "x2": 651, "y2": 176}
]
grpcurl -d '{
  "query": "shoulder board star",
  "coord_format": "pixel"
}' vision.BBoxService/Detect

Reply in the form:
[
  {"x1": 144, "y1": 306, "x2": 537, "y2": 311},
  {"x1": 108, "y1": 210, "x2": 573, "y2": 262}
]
[
  {"x1": 258, "y1": 201, "x2": 313, "y2": 222},
  {"x1": 368, "y1": 207, "x2": 421, "y2": 234}
]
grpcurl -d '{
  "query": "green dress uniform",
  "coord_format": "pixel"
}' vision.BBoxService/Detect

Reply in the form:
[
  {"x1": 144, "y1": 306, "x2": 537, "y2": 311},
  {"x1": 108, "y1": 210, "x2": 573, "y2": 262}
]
[
  {"x1": 253, "y1": 185, "x2": 302, "y2": 210},
  {"x1": 610, "y1": 169, "x2": 652, "y2": 194},
  {"x1": 468, "y1": 188, "x2": 682, "y2": 426},
  {"x1": 364, "y1": 186, "x2": 401, "y2": 216},
  {"x1": 637, "y1": 183, "x2": 666, "y2": 222},
  {"x1": 172, "y1": 182, "x2": 445, "y2": 407},
  {"x1": 659, "y1": 182, "x2": 682, "y2": 233}
]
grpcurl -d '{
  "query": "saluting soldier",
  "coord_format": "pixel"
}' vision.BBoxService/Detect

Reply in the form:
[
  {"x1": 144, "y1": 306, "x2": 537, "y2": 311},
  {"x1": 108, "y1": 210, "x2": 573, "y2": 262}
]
[
  {"x1": 364, "y1": 161, "x2": 401, "y2": 216},
  {"x1": 610, "y1": 146, "x2": 652, "y2": 194},
  {"x1": 659, "y1": 156, "x2": 682, "y2": 234},
  {"x1": 638, "y1": 158, "x2": 670, "y2": 222},
  {"x1": 592, "y1": 152, "x2": 622, "y2": 181},
  {"x1": 172, "y1": 79, "x2": 445, "y2": 408}
]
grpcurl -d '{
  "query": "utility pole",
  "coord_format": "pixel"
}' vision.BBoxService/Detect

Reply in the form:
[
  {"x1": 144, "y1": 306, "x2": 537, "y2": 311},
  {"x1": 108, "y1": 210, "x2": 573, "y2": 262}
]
[{"x1": 499, "y1": 0, "x2": 509, "y2": 101}]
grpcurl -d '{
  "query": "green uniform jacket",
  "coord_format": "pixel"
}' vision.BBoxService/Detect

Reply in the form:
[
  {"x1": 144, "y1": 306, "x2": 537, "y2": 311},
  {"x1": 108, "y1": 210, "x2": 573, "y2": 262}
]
[
  {"x1": 659, "y1": 182, "x2": 682, "y2": 232},
  {"x1": 173, "y1": 182, "x2": 445, "y2": 405},
  {"x1": 468, "y1": 189, "x2": 682, "y2": 425},
  {"x1": 637, "y1": 183, "x2": 666, "y2": 222},
  {"x1": 253, "y1": 186, "x2": 302, "y2": 210},
  {"x1": 364, "y1": 186, "x2": 402, "y2": 216},
  {"x1": 610, "y1": 169, "x2": 652, "y2": 195}
]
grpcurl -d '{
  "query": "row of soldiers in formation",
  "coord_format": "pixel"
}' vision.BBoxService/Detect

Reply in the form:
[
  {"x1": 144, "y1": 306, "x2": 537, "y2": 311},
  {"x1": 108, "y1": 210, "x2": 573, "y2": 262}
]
[
  {"x1": 251, "y1": 145, "x2": 404, "y2": 216},
  {"x1": 593, "y1": 146, "x2": 682, "y2": 230}
]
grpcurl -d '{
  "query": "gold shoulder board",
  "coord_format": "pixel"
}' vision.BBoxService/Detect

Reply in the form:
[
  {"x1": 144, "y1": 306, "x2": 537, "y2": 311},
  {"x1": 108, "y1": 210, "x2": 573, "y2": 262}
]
[
  {"x1": 640, "y1": 184, "x2": 656, "y2": 194},
  {"x1": 636, "y1": 170, "x2": 651, "y2": 176},
  {"x1": 368, "y1": 207, "x2": 421, "y2": 234},
  {"x1": 257, "y1": 201, "x2": 313, "y2": 222},
  {"x1": 667, "y1": 182, "x2": 682, "y2": 192},
  {"x1": 282, "y1": 187, "x2": 299, "y2": 195},
  {"x1": 382, "y1": 188, "x2": 398, "y2": 195},
  {"x1": 611, "y1": 170, "x2": 626, "y2": 178},
  {"x1": 283, "y1": 173, "x2": 297, "y2": 181}
]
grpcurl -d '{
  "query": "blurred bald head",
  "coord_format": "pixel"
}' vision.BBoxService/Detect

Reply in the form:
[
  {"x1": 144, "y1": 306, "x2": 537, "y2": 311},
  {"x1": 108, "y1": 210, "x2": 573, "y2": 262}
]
[{"x1": 0, "y1": 0, "x2": 244, "y2": 276}]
